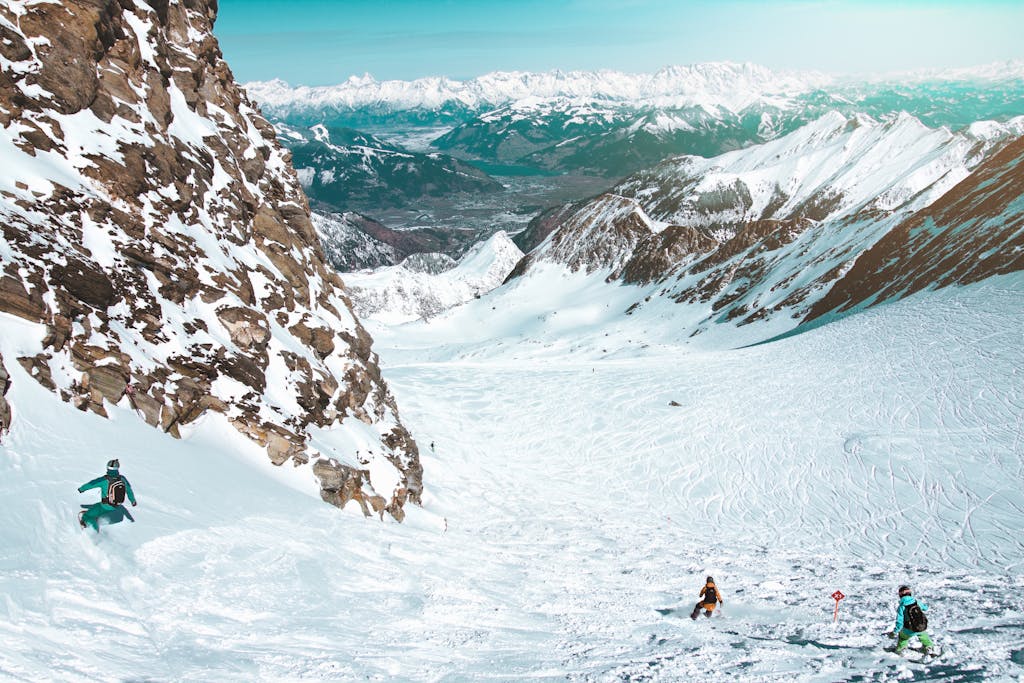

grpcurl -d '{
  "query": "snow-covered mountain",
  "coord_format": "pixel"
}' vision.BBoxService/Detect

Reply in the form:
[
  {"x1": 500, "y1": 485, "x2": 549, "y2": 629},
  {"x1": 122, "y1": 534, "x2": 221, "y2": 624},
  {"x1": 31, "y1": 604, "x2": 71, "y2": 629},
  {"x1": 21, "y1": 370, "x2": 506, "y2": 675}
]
[
  {"x1": 506, "y1": 111, "x2": 1024, "y2": 343},
  {"x1": 0, "y1": 0, "x2": 420, "y2": 517},
  {"x1": 342, "y1": 232, "x2": 524, "y2": 323},
  {"x1": 248, "y1": 62, "x2": 1024, "y2": 178},
  {"x1": 246, "y1": 62, "x2": 828, "y2": 120},
  {"x1": 807, "y1": 131, "x2": 1024, "y2": 322},
  {"x1": 278, "y1": 123, "x2": 501, "y2": 211}
]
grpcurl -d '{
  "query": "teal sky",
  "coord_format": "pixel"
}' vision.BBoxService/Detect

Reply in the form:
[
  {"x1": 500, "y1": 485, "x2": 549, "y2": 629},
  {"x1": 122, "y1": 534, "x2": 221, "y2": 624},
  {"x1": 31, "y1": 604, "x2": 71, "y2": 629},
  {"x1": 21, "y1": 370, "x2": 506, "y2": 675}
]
[{"x1": 215, "y1": 0, "x2": 1024, "y2": 86}]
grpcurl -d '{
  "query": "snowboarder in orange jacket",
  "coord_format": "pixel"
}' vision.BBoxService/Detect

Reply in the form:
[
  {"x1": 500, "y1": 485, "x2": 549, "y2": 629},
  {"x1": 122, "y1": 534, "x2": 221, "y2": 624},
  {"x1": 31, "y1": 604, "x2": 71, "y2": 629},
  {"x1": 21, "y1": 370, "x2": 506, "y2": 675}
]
[{"x1": 690, "y1": 576, "x2": 723, "y2": 619}]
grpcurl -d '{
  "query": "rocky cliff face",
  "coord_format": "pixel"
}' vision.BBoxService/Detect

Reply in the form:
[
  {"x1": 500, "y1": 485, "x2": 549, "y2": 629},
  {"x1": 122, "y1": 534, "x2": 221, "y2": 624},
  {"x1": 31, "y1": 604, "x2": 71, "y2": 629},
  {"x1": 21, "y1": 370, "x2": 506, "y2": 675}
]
[
  {"x1": 806, "y1": 133, "x2": 1024, "y2": 322},
  {"x1": 0, "y1": 0, "x2": 421, "y2": 518}
]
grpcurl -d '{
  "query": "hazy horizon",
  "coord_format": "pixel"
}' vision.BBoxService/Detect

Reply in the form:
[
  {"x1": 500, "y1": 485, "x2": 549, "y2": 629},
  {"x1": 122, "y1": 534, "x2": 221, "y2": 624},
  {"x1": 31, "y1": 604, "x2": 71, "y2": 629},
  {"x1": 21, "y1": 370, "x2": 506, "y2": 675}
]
[{"x1": 216, "y1": 0, "x2": 1024, "y2": 86}]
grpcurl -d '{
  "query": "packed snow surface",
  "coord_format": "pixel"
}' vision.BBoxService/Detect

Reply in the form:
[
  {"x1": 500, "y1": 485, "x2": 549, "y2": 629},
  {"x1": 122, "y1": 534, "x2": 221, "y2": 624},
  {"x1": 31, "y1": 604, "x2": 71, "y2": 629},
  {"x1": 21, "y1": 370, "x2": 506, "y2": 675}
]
[{"x1": 2, "y1": 274, "x2": 1024, "y2": 681}]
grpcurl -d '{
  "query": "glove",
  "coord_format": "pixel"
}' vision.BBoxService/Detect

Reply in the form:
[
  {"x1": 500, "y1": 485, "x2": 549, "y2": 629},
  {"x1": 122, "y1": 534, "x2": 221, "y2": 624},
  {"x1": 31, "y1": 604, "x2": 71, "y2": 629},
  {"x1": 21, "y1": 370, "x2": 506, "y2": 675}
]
[
  {"x1": 132, "y1": 501, "x2": 137, "y2": 506},
  {"x1": 886, "y1": 631, "x2": 896, "y2": 639}
]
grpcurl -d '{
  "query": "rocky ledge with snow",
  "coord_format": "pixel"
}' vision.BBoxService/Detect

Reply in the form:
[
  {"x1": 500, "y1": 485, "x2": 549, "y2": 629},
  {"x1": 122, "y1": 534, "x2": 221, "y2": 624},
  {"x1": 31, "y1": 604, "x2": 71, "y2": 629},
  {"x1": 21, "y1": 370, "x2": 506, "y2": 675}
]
[{"x1": 0, "y1": 0, "x2": 421, "y2": 518}]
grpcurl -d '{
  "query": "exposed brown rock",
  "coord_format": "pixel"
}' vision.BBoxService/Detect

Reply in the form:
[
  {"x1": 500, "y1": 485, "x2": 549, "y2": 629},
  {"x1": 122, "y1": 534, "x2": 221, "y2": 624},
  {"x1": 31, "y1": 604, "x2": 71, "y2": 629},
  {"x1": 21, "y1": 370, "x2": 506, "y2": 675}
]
[
  {"x1": 17, "y1": 355, "x2": 55, "y2": 391},
  {"x1": 0, "y1": 275, "x2": 47, "y2": 322},
  {"x1": 51, "y1": 258, "x2": 116, "y2": 310},
  {"x1": 806, "y1": 134, "x2": 1024, "y2": 322},
  {"x1": 620, "y1": 225, "x2": 718, "y2": 285},
  {"x1": 84, "y1": 364, "x2": 129, "y2": 405},
  {"x1": 0, "y1": 352, "x2": 10, "y2": 437},
  {"x1": 127, "y1": 389, "x2": 162, "y2": 427},
  {"x1": 217, "y1": 306, "x2": 270, "y2": 351},
  {"x1": 312, "y1": 458, "x2": 385, "y2": 518},
  {"x1": 290, "y1": 321, "x2": 336, "y2": 359},
  {"x1": 17, "y1": 2, "x2": 102, "y2": 115}
]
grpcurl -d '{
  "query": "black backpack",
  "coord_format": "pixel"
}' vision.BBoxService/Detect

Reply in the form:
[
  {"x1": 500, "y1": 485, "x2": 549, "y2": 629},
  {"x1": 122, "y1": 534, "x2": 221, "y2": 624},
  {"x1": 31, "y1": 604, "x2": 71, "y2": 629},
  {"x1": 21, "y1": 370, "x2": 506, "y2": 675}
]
[
  {"x1": 105, "y1": 475, "x2": 126, "y2": 506},
  {"x1": 904, "y1": 600, "x2": 928, "y2": 632}
]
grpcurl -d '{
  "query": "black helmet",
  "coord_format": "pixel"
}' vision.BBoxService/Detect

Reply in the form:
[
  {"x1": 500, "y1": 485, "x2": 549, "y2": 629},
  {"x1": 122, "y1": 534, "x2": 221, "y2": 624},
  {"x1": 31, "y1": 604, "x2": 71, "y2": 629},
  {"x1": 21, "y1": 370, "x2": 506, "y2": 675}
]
[
  {"x1": 898, "y1": 585, "x2": 911, "y2": 596},
  {"x1": 106, "y1": 459, "x2": 120, "y2": 472},
  {"x1": 706, "y1": 576, "x2": 714, "y2": 584}
]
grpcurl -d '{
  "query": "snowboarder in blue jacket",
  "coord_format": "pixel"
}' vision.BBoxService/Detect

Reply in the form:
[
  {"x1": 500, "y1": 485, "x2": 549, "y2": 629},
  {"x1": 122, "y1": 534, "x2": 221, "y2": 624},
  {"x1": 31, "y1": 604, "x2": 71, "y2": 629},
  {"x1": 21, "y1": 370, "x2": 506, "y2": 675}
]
[
  {"x1": 888, "y1": 585, "x2": 934, "y2": 654},
  {"x1": 78, "y1": 459, "x2": 137, "y2": 531}
]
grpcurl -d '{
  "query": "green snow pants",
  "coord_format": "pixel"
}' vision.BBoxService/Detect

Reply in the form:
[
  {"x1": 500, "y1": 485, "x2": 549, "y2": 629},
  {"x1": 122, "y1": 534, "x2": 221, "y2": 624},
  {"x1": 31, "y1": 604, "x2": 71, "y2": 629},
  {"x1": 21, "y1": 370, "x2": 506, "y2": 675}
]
[
  {"x1": 895, "y1": 629, "x2": 933, "y2": 652},
  {"x1": 81, "y1": 502, "x2": 120, "y2": 531}
]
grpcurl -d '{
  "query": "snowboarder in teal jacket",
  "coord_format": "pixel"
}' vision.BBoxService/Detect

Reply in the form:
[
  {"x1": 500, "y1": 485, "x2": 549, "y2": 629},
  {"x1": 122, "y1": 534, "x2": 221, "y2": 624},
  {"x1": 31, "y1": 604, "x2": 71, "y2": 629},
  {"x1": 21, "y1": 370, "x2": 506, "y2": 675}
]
[
  {"x1": 78, "y1": 459, "x2": 136, "y2": 531},
  {"x1": 889, "y1": 585, "x2": 934, "y2": 654}
]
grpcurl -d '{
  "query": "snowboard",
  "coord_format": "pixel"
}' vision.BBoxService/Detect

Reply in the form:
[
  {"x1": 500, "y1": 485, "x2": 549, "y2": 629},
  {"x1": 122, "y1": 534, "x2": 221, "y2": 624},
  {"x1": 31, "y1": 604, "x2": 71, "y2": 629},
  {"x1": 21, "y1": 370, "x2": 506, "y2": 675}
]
[{"x1": 656, "y1": 606, "x2": 720, "y2": 619}]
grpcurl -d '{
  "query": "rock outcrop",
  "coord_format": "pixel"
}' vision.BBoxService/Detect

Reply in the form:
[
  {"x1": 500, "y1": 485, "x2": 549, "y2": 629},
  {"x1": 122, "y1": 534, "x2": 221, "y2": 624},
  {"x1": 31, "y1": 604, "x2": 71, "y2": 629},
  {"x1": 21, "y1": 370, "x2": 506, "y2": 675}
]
[
  {"x1": 805, "y1": 133, "x2": 1024, "y2": 322},
  {"x1": 0, "y1": 0, "x2": 421, "y2": 517},
  {"x1": 0, "y1": 352, "x2": 10, "y2": 438}
]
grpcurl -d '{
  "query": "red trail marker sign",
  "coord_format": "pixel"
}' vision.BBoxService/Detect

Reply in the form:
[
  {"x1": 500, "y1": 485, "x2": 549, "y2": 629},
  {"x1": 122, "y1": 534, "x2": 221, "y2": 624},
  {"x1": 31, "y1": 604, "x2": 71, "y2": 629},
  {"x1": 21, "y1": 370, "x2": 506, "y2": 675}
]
[{"x1": 831, "y1": 590, "x2": 846, "y2": 622}]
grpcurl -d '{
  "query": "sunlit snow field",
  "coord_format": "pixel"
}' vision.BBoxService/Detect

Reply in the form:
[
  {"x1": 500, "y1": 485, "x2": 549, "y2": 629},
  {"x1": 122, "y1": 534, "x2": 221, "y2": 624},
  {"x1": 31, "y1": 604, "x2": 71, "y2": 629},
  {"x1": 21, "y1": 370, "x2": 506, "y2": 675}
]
[{"x1": 2, "y1": 276, "x2": 1024, "y2": 681}]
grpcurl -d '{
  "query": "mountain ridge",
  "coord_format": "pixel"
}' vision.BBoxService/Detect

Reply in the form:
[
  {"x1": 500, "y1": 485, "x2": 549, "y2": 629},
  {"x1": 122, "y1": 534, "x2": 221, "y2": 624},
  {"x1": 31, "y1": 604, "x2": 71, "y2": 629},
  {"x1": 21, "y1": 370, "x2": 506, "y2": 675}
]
[
  {"x1": 245, "y1": 62, "x2": 829, "y2": 116},
  {"x1": 505, "y1": 110, "x2": 1024, "y2": 341}
]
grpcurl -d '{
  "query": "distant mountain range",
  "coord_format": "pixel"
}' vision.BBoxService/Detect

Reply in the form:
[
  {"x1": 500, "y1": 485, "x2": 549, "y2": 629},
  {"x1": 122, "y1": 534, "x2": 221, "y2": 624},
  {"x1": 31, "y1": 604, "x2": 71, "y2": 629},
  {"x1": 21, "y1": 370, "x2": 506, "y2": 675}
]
[
  {"x1": 279, "y1": 123, "x2": 502, "y2": 211},
  {"x1": 246, "y1": 63, "x2": 827, "y2": 119},
  {"x1": 248, "y1": 62, "x2": 1024, "y2": 181}
]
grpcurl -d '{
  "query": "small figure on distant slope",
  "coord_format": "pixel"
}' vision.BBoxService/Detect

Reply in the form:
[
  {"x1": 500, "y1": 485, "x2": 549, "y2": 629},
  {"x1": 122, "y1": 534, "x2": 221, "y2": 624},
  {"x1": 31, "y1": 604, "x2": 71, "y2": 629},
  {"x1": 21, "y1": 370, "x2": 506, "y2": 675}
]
[
  {"x1": 78, "y1": 459, "x2": 137, "y2": 531},
  {"x1": 690, "y1": 576, "x2": 723, "y2": 619},
  {"x1": 887, "y1": 585, "x2": 935, "y2": 655}
]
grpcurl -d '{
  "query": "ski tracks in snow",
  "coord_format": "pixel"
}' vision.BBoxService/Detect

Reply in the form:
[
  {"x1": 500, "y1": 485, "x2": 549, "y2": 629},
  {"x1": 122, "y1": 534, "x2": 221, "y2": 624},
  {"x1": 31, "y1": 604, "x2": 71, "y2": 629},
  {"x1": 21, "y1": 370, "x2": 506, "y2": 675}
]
[
  {"x1": 2, "y1": 283, "x2": 1023, "y2": 681},
  {"x1": 375, "y1": 284, "x2": 1024, "y2": 680}
]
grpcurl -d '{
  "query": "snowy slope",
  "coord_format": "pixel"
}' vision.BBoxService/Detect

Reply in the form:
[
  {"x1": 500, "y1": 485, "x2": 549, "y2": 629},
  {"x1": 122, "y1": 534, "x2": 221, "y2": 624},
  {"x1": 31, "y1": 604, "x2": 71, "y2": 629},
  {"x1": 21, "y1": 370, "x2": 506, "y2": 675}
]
[
  {"x1": 342, "y1": 231, "x2": 524, "y2": 323},
  {"x1": 3, "y1": 273, "x2": 1023, "y2": 680}
]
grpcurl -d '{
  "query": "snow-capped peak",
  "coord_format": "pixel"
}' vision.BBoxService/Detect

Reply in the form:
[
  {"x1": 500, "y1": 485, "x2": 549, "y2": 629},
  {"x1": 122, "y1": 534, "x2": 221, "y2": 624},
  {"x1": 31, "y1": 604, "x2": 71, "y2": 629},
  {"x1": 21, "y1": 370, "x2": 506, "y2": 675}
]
[
  {"x1": 244, "y1": 62, "x2": 832, "y2": 115},
  {"x1": 631, "y1": 111, "x2": 1024, "y2": 226}
]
